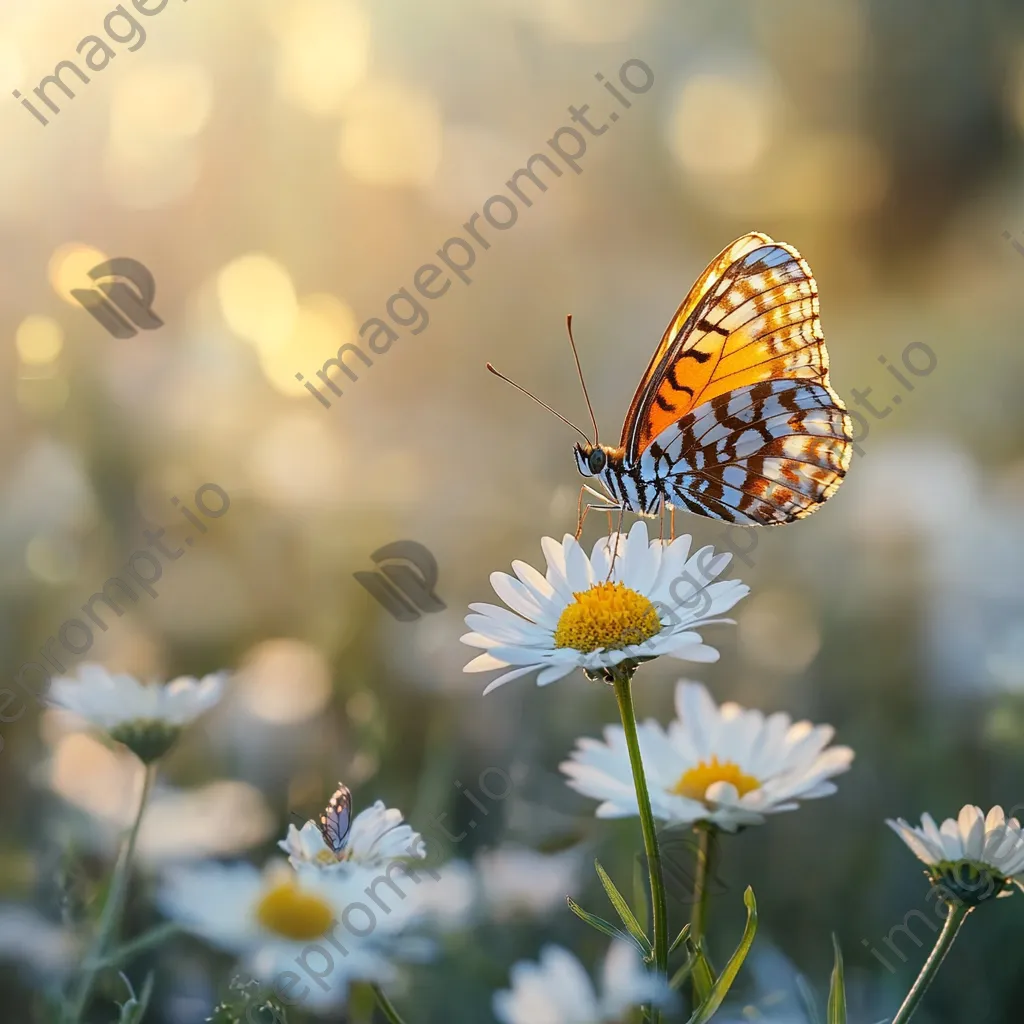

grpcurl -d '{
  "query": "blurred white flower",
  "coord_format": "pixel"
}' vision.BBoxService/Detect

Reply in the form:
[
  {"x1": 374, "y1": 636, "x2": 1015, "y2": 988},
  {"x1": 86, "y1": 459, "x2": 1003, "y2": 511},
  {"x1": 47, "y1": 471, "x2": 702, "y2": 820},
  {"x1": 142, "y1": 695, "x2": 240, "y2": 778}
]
[
  {"x1": 476, "y1": 845, "x2": 581, "y2": 920},
  {"x1": 158, "y1": 861, "x2": 426, "y2": 1011},
  {"x1": 280, "y1": 801, "x2": 426, "y2": 872},
  {"x1": 463, "y1": 523, "x2": 747, "y2": 694},
  {"x1": 887, "y1": 804, "x2": 1024, "y2": 904},
  {"x1": 561, "y1": 681, "x2": 853, "y2": 832},
  {"x1": 0, "y1": 906, "x2": 79, "y2": 975},
  {"x1": 493, "y1": 940, "x2": 671, "y2": 1024},
  {"x1": 49, "y1": 664, "x2": 225, "y2": 762},
  {"x1": 400, "y1": 860, "x2": 477, "y2": 932}
]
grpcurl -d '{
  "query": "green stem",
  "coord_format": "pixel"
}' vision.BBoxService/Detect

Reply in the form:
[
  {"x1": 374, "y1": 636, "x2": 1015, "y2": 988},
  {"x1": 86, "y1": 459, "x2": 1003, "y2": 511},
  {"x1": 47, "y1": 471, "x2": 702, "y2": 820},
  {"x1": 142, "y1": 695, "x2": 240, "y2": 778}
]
[
  {"x1": 87, "y1": 921, "x2": 181, "y2": 970},
  {"x1": 371, "y1": 983, "x2": 408, "y2": 1024},
  {"x1": 891, "y1": 902, "x2": 970, "y2": 1024},
  {"x1": 612, "y1": 667, "x2": 668, "y2": 1012},
  {"x1": 64, "y1": 763, "x2": 156, "y2": 1024},
  {"x1": 689, "y1": 825, "x2": 716, "y2": 948}
]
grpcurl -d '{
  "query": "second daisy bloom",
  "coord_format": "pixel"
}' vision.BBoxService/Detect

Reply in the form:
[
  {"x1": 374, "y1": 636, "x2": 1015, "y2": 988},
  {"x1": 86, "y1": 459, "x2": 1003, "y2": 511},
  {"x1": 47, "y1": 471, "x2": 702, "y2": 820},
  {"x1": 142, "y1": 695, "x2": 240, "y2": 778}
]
[{"x1": 561, "y1": 680, "x2": 854, "y2": 831}]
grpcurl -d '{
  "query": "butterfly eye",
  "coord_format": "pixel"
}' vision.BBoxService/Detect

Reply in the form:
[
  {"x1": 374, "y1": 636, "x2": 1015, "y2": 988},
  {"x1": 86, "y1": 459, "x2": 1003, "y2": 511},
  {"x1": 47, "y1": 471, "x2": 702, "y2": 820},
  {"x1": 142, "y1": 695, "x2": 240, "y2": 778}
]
[{"x1": 588, "y1": 449, "x2": 607, "y2": 474}]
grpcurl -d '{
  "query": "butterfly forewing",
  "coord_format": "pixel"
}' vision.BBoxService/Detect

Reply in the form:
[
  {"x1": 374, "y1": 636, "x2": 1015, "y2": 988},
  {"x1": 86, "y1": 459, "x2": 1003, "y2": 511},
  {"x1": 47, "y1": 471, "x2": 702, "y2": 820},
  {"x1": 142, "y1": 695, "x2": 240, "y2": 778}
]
[
  {"x1": 317, "y1": 783, "x2": 353, "y2": 855},
  {"x1": 599, "y1": 231, "x2": 852, "y2": 526},
  {"x1": 622, "y1": 234, "x2": 835, "y2": 465}
]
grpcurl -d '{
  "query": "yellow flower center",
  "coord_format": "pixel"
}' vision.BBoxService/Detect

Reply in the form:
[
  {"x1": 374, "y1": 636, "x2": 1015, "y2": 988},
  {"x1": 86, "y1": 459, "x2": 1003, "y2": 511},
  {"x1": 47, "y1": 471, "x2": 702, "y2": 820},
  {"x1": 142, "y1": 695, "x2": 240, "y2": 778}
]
[
  {"x1": 670, "y1": 756, "x2": 760, "y2": 803},
  {"x1": 314, "y1": 848, "x2": 343, "y2": 865},
  {"x1": 255, "y1": 879, "x2": 334, "y2": 941},
  {"x1": 553, "y1": 582, "x2": 662, "y2": 653}
]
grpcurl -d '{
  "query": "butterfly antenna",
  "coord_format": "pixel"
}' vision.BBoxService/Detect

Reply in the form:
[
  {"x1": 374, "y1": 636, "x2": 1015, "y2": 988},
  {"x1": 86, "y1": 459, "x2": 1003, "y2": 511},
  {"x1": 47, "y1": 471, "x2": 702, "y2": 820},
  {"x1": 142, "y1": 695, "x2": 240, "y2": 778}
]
[
  {"x1": 565, "y1": 315, "x2": 599, "y2": 444},
  {"x1": 485, "y1": 362, "x2": 591, "y2": 444}
]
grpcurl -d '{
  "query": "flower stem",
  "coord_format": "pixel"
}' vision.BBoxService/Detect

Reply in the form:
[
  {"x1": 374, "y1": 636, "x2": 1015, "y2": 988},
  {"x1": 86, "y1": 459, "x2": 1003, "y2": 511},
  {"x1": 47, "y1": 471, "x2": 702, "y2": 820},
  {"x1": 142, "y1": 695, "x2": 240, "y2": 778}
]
[
  {"x1": 64, "y1": 763, "x2": 156, "y2": 1024},
  {"x1": 689, "y1": 824, "x2": 716, "y2": 948},
  {"x1": 891, "y1": 902, "x2": 970, "y2": 1024},
  {"x1": 371, "y1": 983, "x2": 408, "y2": 1024},
  {"x1": 612, "y1": 668, "x2": 669, "y2": 1004}
]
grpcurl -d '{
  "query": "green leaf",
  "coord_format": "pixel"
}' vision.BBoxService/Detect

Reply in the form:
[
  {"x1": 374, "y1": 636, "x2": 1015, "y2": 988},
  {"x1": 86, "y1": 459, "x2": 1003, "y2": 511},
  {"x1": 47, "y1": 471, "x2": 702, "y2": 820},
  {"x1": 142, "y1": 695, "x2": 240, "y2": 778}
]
[
  {"x1": 566, "y1": 897, "x2": 638, "y2": 950},
  {"x1": 117, "y1": 972, "x2": 154, "y2": 1024},
  {"x1": 686, "y1": 939, "x2": 715, "y2": 1004},
  {"x1": 827, "y1": 934, "x2": 847, "y2": 1024},
  {"x1": 686, "y1": 886, "x2": 758, "y2": 1024},
  {"x1": 669, "y1": 922, "x2": 691, "y2": 956},
  {"x1": 632, "y1": 853, "x2": 650, "y2": 935},
  {"x1": 594, "y1": 859, "x2": 653, "y2": 958},
  {"x1": 669, "y1": 951, "x2": 696, "y2": 991}
]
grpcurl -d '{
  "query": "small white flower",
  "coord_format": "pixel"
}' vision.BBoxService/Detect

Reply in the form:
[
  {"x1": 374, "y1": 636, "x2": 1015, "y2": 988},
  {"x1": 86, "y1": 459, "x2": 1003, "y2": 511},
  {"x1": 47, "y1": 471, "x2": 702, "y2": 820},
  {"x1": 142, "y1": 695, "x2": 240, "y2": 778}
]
[
  {"x1": 49, "y1": 664, "x2": 225, "y2": 762},
  {"x1": 493, "y1": 940, "x2": 672, "y2": 1024},
  {"x1": 463, "y1": 523, "x2": 748, "y2": 694},
  {"x1": 561, "y1": 681, "x2": 853, "y2": 832},
  {"x1": 158, "y1": 861, "x2": 425, "y2": 1011},
  {"x1": 476, "y1": 845, "x2": 581, "y2": 920},
  {"x1": 280, "y1": 801, "x2": 426, "y2": 872},
  {"x1": 0, "y1": 906, "x2": 79, "y2": 975},
  {"x1": 887, "y1": 805, "x2": 1024, "y2": 904}
]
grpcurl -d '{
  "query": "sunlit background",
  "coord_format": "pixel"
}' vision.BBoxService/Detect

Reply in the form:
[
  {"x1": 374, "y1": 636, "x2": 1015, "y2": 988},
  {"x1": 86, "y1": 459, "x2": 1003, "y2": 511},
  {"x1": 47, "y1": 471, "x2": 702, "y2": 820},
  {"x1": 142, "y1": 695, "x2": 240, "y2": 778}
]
[{"x1": 2, "y1": 0, "x2": 1024, "y2": 1021}]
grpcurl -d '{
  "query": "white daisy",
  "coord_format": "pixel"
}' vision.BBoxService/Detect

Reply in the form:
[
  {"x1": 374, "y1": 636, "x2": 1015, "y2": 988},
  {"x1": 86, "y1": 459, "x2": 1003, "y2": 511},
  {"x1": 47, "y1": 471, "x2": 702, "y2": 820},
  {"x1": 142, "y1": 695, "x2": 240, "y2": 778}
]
[
  {"x1": 887, "y1": 805, "x2": 1024, "y2": 904},
  {"x1": 158, "y1": 861, "x2": 426, "y2": 1011},
  {"x1": 0, "y1": 905, "x2": 79, "y2": 975},
  {"x1": 493, "y1": 940, "x2": 672, "y2": 1024},
  {"x1": 280, "y1": 801, "x2": 426, "y2": 872},
  {"x1": 475, "y1": 844, "x2": 581, "y2": 920},
  {"x1": 560, "y1": 681, "x2": 853, "y2": 832},
  {"x1": 463, "y1": 523, "x2": 748, "y2": 694},
  {"x1": 49, "y1": 664, "x2": 225, "y2": 763}
]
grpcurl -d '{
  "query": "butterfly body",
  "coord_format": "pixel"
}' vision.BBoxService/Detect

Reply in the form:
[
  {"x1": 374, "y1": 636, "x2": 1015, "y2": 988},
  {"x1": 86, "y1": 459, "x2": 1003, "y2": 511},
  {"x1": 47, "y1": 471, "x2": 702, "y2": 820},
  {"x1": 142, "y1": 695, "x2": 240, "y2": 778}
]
[{"x1": 574, "y1": 233, "x2": 853, "y2": 527}]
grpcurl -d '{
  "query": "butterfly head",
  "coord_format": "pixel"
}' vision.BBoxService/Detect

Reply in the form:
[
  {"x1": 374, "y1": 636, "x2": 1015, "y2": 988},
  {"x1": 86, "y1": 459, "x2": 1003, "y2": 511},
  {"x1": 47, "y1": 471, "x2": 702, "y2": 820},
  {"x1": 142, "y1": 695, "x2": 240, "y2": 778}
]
[{"x1": 574, "y1": 442, "x2": 609, "y2": 478}]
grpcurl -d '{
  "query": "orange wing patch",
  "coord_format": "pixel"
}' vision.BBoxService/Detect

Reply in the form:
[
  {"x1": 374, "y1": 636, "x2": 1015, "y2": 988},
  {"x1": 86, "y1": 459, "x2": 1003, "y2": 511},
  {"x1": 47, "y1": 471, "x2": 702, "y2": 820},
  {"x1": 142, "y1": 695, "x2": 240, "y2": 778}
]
[{"x1": 621, "y1": 233, "x2": 834, "y2": 464}]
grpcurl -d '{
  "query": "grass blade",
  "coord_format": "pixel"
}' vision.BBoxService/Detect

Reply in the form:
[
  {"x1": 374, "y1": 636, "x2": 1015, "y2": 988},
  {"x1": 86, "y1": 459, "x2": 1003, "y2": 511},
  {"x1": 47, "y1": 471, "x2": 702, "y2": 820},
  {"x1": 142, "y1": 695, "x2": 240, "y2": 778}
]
[
  {"x1": 827, "y1": 934, "x2": 847, "y2": 1024},
  {"x1": 566, "y1": 897, "x2": 638, "y2": 951},
  {"x1": 686, "y1": 886, "x2": 758, "y2": 1024},
  {"x1": 595, "y1": 859, "x2": 653, "y2": 958}
]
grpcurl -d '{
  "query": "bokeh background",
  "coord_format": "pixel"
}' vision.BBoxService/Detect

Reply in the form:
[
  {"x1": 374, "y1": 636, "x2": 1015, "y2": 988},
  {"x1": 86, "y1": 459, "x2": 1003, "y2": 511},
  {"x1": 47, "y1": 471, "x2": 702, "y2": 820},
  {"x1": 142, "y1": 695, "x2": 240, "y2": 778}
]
[{"x1": 2, "y1": 0, "x2": 1024, "y2": 1021}]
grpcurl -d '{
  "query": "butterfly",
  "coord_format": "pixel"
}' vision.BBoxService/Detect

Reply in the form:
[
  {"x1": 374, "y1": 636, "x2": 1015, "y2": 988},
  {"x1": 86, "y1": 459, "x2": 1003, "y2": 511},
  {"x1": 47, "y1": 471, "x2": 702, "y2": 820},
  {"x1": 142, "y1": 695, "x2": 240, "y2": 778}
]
[
  {"x1": 562, "y1": 232, "x2": 853, "y2": 528},
  {"x1": 316, "y1": 782, "x2": 353, "y2": 855}
]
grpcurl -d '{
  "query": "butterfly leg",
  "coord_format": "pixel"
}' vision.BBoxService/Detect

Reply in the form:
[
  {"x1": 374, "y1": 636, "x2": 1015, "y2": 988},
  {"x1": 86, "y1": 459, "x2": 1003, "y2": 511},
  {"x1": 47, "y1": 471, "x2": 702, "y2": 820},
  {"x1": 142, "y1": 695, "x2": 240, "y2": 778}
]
[
  {"x1": 658, "y1": 495, "x2": 666, "y2": 542},
  {"x1": 605, "y1": 505, "x2": 626, "y2": 581},
  {"x1": 575, "y1": 489, "x2": 621, "y2": 540},
  {"x1": 670, "y1": 505, "x2": 676, "y2": 541}
]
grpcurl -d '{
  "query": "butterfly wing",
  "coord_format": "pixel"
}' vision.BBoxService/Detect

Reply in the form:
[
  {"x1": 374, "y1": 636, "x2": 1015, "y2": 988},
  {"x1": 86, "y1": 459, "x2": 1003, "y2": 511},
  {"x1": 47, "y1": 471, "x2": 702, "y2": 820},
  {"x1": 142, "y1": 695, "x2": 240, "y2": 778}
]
[
  {"x1": 638, "y1": 379, "x2": 851, "y2": 525},
  {"x1": 317, "y1": 783, "x2": 353, "y2": 854},
  {"x1": 621, "y1": 232, "x2": 840, "y2": 464}
]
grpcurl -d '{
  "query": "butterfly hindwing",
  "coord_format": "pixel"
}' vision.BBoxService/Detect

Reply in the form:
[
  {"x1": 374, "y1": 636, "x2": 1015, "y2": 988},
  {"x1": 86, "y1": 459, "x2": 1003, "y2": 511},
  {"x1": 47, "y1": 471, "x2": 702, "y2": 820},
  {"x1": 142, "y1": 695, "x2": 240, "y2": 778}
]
[
  {"x1": 622, "y1": 234, "x2": 835, "y2": 464},
  {"x1": 638, "y1": 379, "x2": 852, "y2": 525},
  {"x1": 317, "y1": 782, "x2": 353, "y2": 854}
]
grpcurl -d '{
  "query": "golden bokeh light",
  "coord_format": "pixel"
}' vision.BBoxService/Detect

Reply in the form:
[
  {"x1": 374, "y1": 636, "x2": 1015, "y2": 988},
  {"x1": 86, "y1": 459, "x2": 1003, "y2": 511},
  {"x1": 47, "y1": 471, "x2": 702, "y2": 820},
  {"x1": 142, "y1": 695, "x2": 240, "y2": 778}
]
[
  {"x1": 236, "y1": 638, "x2": 333, "y2": 723},
  {"x1": 217, "y1": 252, "x2": 298, "y2": 351},
  {"x1": 338, "y1": 81, "x2": 442, "y2": 187},
  {"x1": 48, "y1": 243, "x2": 109, "y2": 305},
  {"x1": 15, "y1": 315, "x2": 63, "y2": 364},
  {"x1": 667, "y1": 73, "x2": 773, "y2": 177},
  {"x1": 259, "y1": 292, "x2": 358, "y2": 397},
  {"x1": 276, "y1": 0, "x2": 371, "y2": 115}
]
